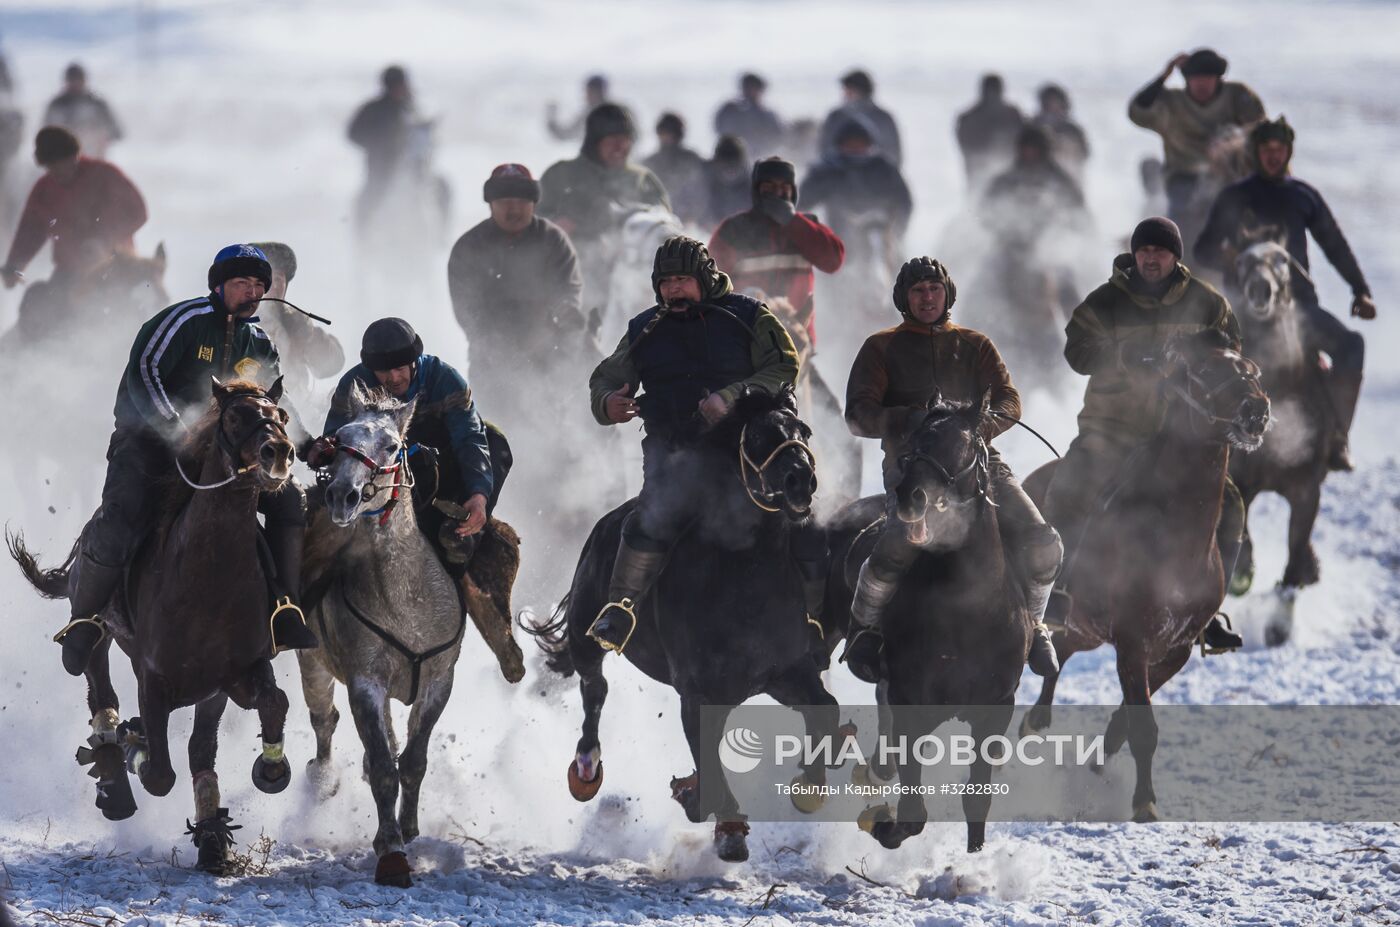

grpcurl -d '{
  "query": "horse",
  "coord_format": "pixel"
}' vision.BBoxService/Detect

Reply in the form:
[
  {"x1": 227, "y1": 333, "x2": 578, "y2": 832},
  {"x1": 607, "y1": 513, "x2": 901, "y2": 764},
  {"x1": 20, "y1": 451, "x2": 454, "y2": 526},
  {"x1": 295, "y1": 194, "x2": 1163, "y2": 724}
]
[
  {"x1": 526, "y1": 386, "x2": 839, "y2": 863},
  {"x1": 824, "y1": 394, "x2": 1031, "y2": 853},
  {"x1": 1020, "y1": 333, "x2": 1271, "y2": 821},
  {"x1": 1225, "y1": 240, "x2": 1336, "y2": 608},
  {"x1": 7, "y1": 378, "x2": 299, "y2": 873},
  {"x1": 296, "y1": 382, "x2": 466, "y2": 888}
]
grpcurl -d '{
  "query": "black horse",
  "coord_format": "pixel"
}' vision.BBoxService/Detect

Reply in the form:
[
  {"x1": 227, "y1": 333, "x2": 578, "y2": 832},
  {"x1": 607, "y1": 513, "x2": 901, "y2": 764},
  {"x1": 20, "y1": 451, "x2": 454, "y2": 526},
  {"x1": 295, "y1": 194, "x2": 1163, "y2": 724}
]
[
  {"x1": 527, "y1": 386, "x2": 838, "y2": 863},
  {"x1": 825, "y1": 396, "x2": 1029, "y2": 853}
]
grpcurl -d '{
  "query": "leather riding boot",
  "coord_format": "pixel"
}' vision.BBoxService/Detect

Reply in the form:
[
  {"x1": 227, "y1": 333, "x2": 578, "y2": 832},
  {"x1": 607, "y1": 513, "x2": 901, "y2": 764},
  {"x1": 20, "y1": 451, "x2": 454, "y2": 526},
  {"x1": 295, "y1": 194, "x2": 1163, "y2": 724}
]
[
  {"x1": 1326, "y1": 368, "x2": 1363, "y2": 472},
  {"x1": 57, "y1": 553, "x2": 123, "y2": 677},
  {"x1": 1201, "y1": 614, "x2": 1243, "y2": 652},
  {"x1": 839, "y1": 558, "x2": 900, "y2": 684},
  {"x1": 1023, "y1": 569, "x2": 1060, "y2": 677},
  {"x1": 589, "y1": 538, "x2": 667, "y2": 654},
  {"x1": 265, "y1": 525, "x2": 317, "y2": 653}
]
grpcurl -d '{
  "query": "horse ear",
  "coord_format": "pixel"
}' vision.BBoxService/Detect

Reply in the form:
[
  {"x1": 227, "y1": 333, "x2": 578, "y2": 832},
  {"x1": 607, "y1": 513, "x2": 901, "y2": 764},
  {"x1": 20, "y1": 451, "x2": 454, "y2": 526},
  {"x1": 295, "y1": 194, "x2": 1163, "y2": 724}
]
[
  {"x1": 347, "y1": 379, "x2": 370, "y2": 417},
  {"x1": 393, "y1": 396, "x2": 418, "y2": 437},
  {"x1": 153, "y1": 242, "x2": 167, "y2": 273},
  {"x1": 265, "y1": 376, "x2": 284, "y2": 404},
  {"x1": 211, "y1": 375, "x2": 226, "y2": 397}
]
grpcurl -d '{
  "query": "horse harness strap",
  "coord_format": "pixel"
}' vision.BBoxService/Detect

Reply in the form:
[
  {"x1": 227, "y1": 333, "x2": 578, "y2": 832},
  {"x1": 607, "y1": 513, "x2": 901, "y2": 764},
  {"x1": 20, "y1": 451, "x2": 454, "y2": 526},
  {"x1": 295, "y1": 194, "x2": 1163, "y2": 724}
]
[
  {"x1": 342, "y1": 589, "x2": 465, "y2": 706},
  {"x1": 331, "y1": 443, "x2": 423, "y2": 526},
  {"x1": 738, "y1": 424, "x2": 815, "y2": 513},
  {"x1": 178, "y1": 405, "x2": 288, "y2": 491}
]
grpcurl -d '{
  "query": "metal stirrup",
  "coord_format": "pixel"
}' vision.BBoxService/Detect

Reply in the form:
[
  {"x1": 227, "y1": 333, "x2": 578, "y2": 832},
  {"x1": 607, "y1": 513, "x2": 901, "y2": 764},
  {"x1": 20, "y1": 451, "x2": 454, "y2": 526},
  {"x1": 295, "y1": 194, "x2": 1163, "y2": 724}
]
[
  {"x1": 587, "y1": 598, "x2": 639, "y2": 655},
  {"x1": 269, "y1": 596, "x2": 306, "y2": 655},
  {"x1": 54, "y1": 615, "x2": 106, "y2": 645}
]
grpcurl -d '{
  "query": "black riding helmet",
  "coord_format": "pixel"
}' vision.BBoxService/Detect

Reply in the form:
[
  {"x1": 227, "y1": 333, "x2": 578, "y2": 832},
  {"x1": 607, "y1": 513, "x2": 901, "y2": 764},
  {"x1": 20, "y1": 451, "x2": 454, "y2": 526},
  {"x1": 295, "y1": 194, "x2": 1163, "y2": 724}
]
[
  {"x1": 361, "y1": 317, "x2": 423, "y2": 371},
  {"x1": 893, "y1": 257, "x2": 956, "y2": 318},
  {"x1": 651, "y1": 236, "x2": 728, "y2": 304}
]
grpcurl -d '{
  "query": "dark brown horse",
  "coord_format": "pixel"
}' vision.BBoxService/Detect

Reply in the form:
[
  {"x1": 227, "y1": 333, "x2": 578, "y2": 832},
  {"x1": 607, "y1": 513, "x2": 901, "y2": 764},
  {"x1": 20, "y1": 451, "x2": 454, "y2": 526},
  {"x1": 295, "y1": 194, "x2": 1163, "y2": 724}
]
[
  {"x1": 1021, "y1": 333, "x2": 1270, "y2": 821},
  {"x1": 1225, "y1": 240, "x2": 1336, "y2": 612},
  {"x1": 9, "y1": 379, "x2": 298, "y2": 873},
  {"x1": 824, "y1": 395, "x2": 1031, "y2": 853}
]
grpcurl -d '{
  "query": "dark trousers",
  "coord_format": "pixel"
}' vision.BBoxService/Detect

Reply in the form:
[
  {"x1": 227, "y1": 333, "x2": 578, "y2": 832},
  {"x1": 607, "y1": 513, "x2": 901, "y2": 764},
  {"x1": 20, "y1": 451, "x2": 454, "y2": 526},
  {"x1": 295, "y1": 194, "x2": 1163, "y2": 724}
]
[{"x1": 1301, "y1": 301, "x2": 1364, "y2": 373}]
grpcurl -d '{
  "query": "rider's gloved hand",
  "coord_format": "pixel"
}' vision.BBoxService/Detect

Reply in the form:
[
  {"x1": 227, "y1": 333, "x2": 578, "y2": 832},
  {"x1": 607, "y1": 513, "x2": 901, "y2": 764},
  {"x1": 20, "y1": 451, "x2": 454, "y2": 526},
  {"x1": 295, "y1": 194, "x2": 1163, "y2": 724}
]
[
  {"x1": 758, "y1": 194, "x2": 797, "y2": 226},
  {"x1": 302, "y1": 435, "x2": 339, "y2": 468},
  {"x1": 1351, "y1": 293, "x2": 1377, "y2": 320}
]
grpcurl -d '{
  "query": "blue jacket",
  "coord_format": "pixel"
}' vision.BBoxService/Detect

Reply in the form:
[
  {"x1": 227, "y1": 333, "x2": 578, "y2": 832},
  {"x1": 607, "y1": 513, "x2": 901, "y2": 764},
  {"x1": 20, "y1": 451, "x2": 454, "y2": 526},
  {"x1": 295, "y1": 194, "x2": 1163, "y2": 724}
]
[{"x1": 325, "y1": 354, "x2": 493, "y2": 500}]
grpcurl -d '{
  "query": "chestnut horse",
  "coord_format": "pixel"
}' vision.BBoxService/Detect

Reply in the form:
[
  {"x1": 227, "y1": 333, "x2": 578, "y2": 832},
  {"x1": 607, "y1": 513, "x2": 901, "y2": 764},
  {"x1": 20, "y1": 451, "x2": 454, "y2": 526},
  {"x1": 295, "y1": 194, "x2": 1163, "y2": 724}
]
[{"x1": 1021, "y1": 333, "x2": 1270, "y2": 821}]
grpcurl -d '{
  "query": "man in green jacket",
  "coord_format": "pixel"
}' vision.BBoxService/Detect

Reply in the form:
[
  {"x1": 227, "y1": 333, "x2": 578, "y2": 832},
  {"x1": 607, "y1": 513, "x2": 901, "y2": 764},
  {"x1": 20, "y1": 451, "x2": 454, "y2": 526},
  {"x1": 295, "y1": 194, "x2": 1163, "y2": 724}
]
[
  {"x1": 585, "y1": 236, "x2": 807, "y2": 652},
  {"x1": 1043, "y1": 218, "x2": 1244, "y2": 650},
  {"x1": 55, "y1": 244, "x2": 317, "y2": 676}
]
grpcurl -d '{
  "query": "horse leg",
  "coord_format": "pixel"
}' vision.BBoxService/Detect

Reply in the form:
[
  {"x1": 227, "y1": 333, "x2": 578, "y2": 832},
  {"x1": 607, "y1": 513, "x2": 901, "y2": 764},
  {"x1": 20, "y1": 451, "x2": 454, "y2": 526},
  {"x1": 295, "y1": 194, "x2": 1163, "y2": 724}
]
[
  {"x1": 568, "y1": 656, "x2": 608, "y2": 801},
  {"x1": 345, "y1": 678, "x2": 410, "y2": 887},
  {"x1": 1021, "y1": 634, "x2": 1086, "y2": 737},
  {"x1": 766, "y1": 664, "x2": 839, "y2": 800},
  {"x1": 227, "y1": 659, "x2": 292, "y2": 794},
  {"x1": 964, "y1": 703, "x2": 1014, "y2": 853},
  {"x1": 1116, "y1": 645, "x2": 1159, "y2": 823},
  {"x1": 1281, "y1": 483, "x2": 1321, "y2": 589},
  {"x1": 677, "y1": 694, "x2": 749, "y2": 863},
  {"x1": 135, "y1": 672, "x2": 176, "y2": 797},
  {"x1": 297, "y1": 650, "x2": 341, "y2": 799},
  {"x1": 81, "y1": 638, "x2": 137, "y2": 820},
  {"x1": 1233, "y1": 484, "x2": 1260, "y2": 594},
  {"x1": 868, "y1": 706, "x2": 937, "y2": 850},
  {"x1": 188, "y1": 694, "x2": 234, "y2": 874},
  {"x1": 397, "y1": 675, "x2": 454, "y2": 845}
]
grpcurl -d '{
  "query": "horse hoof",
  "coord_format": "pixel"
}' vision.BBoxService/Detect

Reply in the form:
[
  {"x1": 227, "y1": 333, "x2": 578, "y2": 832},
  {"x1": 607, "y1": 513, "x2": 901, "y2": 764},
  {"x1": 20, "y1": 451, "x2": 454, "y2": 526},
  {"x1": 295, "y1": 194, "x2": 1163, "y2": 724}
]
[
  {"x1": 1018, "y1": 705, "x2": 1053, "y2": 738},
  {"x1": 1132, "y1": 801, "x2": 1160, "y2": 823},
  {"x1": 140, "y1": 765, "x2": 176, "y2": 798},
  {"x1": 789, "y1": 774, "x2": 825, "y2": 814},
  {"x1": 89, "y1": 743, "x2": 138, "y2": 821},
  {"x1": 305, "y1": 760, "x2": 340, "y2": 800},
  {"x1": 252, "y1": 755, "x2": 291, "y2": 794},
  {"x1": 568, "y1": 758, "x2": 603, "y2": 802},
  {"x1": 670, "y1": 772, "x2": 705, "y2": 822},
  {"x1": 713, "y1": 822, "x2": 750, "y2": 863},
  {"x1": 857, "y1": 803, "x2": 894, "y2": 836},
  {"x1": 374, "y1": 851, "x2": 412, "y2": 888}
]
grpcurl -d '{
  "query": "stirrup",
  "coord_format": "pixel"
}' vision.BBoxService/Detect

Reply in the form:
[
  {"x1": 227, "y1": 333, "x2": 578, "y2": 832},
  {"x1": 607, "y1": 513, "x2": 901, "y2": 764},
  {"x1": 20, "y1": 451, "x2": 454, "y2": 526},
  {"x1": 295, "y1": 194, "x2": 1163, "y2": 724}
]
[
  {"x1": 587, "y1": 598, "x2": 638, "y2": 655},
  {"x1": 54, "y1": 615, "x2": 106, "y2": 645},
  {"x1": 269, "y1": 596, "x2": 307, "y2": 655},
  {"x1": 1197, "y1": 612, "x2": 1241, "y2": 657}
]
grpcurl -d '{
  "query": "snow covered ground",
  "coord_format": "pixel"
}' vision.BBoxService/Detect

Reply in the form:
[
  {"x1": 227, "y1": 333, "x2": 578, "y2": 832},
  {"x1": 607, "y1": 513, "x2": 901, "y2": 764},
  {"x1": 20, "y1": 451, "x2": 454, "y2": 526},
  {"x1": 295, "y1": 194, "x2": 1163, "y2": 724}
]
[{"x1": 1, "y1": 1, "x2": 1397, "y2": 924}]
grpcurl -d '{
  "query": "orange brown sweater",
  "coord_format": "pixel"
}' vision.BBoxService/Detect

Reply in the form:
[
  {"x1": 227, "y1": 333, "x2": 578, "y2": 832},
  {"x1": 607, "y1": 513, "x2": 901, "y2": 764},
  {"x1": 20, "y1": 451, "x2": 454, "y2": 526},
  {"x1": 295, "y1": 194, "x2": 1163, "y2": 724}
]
[{"x1": 845, "y1": 318, "x2": 1020, "y2": 486}]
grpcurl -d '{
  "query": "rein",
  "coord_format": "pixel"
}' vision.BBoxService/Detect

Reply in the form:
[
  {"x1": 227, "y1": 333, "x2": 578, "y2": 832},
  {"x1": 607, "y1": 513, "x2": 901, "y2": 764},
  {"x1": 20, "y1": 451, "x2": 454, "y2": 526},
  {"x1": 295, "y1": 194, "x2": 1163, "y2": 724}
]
[
  {"x1": 1166, "y1": 354, "x2": 1262, "y2": 436},
  {"x1": 176, "y1": 408, "x2": 288, "y2": 491},
  {"x1": 737, "y1": 423, "x2": 815, "y2": 513},
  {"x1": 333, "y1": 443, "x2": 420, "y2": 527}
]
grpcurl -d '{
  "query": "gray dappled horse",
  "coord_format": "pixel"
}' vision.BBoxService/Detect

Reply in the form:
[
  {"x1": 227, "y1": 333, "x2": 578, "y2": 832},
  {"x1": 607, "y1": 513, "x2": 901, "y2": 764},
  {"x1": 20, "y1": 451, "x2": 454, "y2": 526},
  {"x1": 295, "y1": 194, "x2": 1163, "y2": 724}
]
[
  {"x1": 1226, "y1": 240, "x2": 1336, "y2": 626},
  {"x1": 298, "y1": 382, "x2": 464, "y2": 888}
]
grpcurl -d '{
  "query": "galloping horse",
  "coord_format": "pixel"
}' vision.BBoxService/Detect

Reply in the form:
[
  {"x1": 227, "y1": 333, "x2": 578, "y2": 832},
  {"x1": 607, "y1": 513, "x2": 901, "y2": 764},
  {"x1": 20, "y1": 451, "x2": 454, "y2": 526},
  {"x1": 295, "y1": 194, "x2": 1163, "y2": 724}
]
[
  {"x1": 1226, "y1": 239, "x2": 1336, "y2": 602},
  {"x1": 297, "y1": 383, "x2": 467, "y2": 888},
  {"x1": 825, "y1": 396, "x2": 1032, "y2": 853},
  {"x1": 528, "y1": 386, "x2": 839, "y2": 863},
  {"x1": 1021, "y1": 333, "x2": 1270, "y2": 821},
  {"x1": 8, "y1": 379, "x2": 298, "y2": 873}
]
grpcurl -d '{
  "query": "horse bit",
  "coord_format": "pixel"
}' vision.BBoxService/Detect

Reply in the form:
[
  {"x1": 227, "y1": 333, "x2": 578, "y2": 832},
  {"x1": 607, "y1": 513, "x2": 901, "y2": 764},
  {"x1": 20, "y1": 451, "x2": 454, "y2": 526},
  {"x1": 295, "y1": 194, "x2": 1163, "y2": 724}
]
[
  {"x1": 176, "y1": 400, "x2": 289, "y2": 491},
  {"x1": 737, "y1": 423, "x2": 816, "y2": 514}
]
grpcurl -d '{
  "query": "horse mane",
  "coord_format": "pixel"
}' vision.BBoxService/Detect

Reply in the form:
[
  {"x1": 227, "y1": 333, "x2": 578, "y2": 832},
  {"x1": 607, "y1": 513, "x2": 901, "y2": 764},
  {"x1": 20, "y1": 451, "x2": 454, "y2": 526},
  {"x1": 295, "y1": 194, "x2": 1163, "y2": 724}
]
[
  {"x1": 346, "y1": 379, "x2": 406, "y2": 417},
  {"x1": 707, "y1": 385, "x2": 804, "y2": 450},
  {"x1": 916, "y1": 395, "x2": 991, "y2": 443}
]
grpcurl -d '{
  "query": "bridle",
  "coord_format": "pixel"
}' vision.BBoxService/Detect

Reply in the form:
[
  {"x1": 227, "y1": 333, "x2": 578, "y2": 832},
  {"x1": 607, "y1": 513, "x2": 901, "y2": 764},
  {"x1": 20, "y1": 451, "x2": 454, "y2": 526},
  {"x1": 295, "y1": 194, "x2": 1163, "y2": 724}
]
[
  {"x1": 737, "y1": 422, "x2": 815, "y2": 514},
  {"x1": 897, "y1": 419, "x2": 991, "y2": 510},
  {"x1": 326, "y1": 440, "x2": 419, "y2": 527},
  {"x1": 1165, "y1": 351, "x2": 1263, "y2": 436},
  {"x1": 176, "y1": 397, "x2": 289, "y2": 491}
]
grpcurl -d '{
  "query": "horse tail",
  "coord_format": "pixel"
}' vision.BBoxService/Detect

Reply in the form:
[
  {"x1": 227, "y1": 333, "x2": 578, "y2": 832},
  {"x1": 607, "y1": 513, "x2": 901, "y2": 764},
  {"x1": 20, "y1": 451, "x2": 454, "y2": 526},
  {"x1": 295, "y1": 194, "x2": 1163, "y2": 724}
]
[
  {"x1": 5, "y1": 530, "x2": 77, "y2": 600},
  {"x1": 520, "y1": 594, "x2": 576, "y2": 678}
]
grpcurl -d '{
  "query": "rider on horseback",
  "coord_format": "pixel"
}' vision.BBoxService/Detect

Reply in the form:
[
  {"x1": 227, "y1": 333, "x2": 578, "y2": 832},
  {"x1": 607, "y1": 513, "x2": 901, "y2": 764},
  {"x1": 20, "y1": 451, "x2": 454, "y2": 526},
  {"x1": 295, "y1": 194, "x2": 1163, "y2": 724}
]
[
  {"x1": 586, "y1": 236, "x2": 815, "y2": 652},
  {"x1": 311, "y1": 318, "x2": 523, "y2": 682},
  {"x1": 1042, "y1": 218, "x2": 1245, "y2": 650},
  {"x1": 1193, "y1": 117, "x2": 1375, "y2": 472},
  {"x1": 1, "y1": 126, "x2": 146, "y2": 291},
  {"x1": 840, "y1": 257, "x2": 1062, "y2": 682},
  {"x1": 56, "y1": 244, "x2": 318, "y2": 676}
]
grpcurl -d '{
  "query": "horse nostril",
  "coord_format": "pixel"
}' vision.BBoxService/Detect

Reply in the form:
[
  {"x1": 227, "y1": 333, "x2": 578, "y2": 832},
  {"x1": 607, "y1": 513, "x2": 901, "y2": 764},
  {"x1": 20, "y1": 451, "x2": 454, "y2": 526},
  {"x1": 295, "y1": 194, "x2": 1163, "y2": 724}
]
[
  {"x1": 343, "y1": 487, "x2": 360, "y2": 510},
  {"x1": 260, "y1": 444, "x2": 277, "y2": 465},
  {"x1": 911, "y1": 488, "x2": 927, "y2": 510}
]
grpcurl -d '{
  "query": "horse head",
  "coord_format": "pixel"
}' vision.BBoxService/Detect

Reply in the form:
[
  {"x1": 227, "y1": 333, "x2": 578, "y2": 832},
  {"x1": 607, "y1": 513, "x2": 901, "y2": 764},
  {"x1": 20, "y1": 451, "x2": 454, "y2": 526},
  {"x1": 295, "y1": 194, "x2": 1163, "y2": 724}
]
[
  {"x1": 1162, "y1": 330, "x2": 1272, "y2": 452},
  {"x1": 203, "y1": 376, "x2": 294, "y2": 488},
  {"x1": 323, "y1": 381, "x2": 417, "y2": 527},
  {"x1": 720, "y1": 384, "x2": 817, "y2": 521},
  {"x1": 892, "y1": 391, "x2": 991, "y2": 550},
  {"x1": 1233, "y1": 238, "x2": 1293, "y2": 324}
]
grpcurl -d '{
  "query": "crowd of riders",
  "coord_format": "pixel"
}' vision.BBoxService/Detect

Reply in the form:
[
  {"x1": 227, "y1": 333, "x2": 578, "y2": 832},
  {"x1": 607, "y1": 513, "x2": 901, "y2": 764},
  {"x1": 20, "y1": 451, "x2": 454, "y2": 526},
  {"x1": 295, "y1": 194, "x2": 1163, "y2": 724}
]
[{"x1": 0, "y1": 46, "x2": 1378, "y2": 690}]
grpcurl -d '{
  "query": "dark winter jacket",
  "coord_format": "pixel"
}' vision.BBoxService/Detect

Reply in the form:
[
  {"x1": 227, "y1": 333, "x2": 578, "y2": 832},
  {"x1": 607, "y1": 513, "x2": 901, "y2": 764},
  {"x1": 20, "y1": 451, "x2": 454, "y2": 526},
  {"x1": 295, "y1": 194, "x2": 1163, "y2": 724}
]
[
  {"x1": 820, "y1": 100, "x2": 903, "y2": 166},
  {"x1": 956, "y1": 97, "x2": 1025, "y2": 179},
  {"x1": 642, "y1": 144, "x2": 710, "y2": 225},
  {"x1": 1128, "y1": 79, "x2": 1265, "y2": 177},
  {"x1": 325, "y1": 355, "x2": 494, "y2": 502},
  {"x1": 348, "y1": 94, "x2": 414, "y2": 182},
  {"x1": 1064, "y1": 255, "x2": 1240, "y2": 440},
  {"x1": 800, "y1": 153, "x2": 913, "y2": 241},
  {"x1": 43, "y1": 89, "x2": 122, "y2": 152},
  {"x1": 115, "y1": 294, "x2": 282, "y2": 440},
  {"x1": 447, "y1": 214, "x2": 584, "y2": 360},
  {"x1": 1193, "y1": 172, "x2": 1370, "y2": 308},
  {"x1": 538, "y1": 154, "x2": 670, "y2": 243},
  {"x1": 714, "y1": 99, "x2": 785, "y2": 160},
  {"x1": 709, "y1": 209, "x2": 845, "y2": 338}
]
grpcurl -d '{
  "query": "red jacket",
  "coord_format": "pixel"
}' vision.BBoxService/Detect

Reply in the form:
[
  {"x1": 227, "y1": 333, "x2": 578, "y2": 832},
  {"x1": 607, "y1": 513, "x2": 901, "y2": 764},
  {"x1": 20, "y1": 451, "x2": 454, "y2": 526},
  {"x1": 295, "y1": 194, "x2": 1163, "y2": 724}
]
[
  {"x1": 709, "y1": 208, "x2": 844, "y2": 340},
  {"x1": 4, "y1": 157, "x2": 147, "y2": 279}
]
